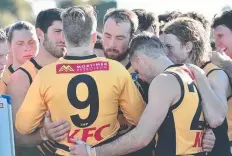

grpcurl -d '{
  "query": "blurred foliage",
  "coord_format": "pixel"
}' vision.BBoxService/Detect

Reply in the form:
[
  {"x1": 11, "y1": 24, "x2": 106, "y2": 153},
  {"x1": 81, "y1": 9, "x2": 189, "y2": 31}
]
[
  {"x1": 0, "y1": 0, "x2": 116, "y2": 30},
  {"x1": 0, "y1": 0, "x2": 34, "y2": 28}
]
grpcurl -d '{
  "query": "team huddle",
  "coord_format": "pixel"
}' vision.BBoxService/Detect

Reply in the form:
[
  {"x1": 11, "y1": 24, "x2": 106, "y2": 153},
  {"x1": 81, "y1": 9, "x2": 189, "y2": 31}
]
[{"x1": 1, "y1": 4, "x2": 232, "y2": 156}]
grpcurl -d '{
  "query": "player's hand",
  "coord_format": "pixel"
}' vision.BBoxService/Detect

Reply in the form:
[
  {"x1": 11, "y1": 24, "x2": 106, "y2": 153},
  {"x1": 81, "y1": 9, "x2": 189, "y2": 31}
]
[
  {"x1": 202, "y1": 129, "x2": 215, "y2": 152},
  {"x1": 186, "y1": 63, "x2": 206, "y2": 79},
  {"x1": 69, "y1": 138, "x2": 90, "y2": 156},
  {"x1": 43, "y1": 111, "x2": 70, "y2": 142},
  {"x1": 211, "y1": 51, "x2": 231, "y2": 67}
]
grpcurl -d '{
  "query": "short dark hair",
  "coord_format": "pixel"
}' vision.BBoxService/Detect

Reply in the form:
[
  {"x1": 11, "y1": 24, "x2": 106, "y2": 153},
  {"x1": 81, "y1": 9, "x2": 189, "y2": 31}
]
[
  {"x1": 182, "y1": 12, "x2": 210, "y2": 33},
  {"x1": 212, "y1": 10, "x2": 232, "y2": 31},
  {"x1": 8, "y1": 21, "x2": 35, "y2": 43},
  {"x1": 132, "y1": 9, "x2": 159, "y2": 34},
  {"x1": 61, "y1": 5, "x2": 97, "y2": 47},
  {"x1": 0, "y1": 29, "x2": 7, "y2": 42},
  {"x1": 104, "y1": 8, "x2": 138, "y2": 37},
  {"x1": 129, "y1": 32, "x2": 165, "y2": 59},
  {"x1": 36, "y1": 8, "x2": 63, "y2": 33}
]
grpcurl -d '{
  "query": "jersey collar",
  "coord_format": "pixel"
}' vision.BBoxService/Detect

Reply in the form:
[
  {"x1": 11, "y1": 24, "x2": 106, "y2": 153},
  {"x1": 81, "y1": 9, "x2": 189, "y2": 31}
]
[
  {"x1": 200, "y1": 61, "x2": 211, "y2": 69},
  {"x1": 30, "y1": 58, "x2": 42, "y2": 70},
  {"x1": 64, "y1": 54, "x2": 97, "y2": 60},
  {"x1": 164, "y1": 64, "x2": 184, "y2": 71}
]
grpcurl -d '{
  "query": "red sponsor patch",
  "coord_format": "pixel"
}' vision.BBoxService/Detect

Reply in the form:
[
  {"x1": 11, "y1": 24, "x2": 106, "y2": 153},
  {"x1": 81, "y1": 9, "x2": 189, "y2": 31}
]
[
  {"x1": 0, "y1": 103, "x2": 3, "y2": 108},
  {"x1": 56, "y1": 61, "x2": 109, "y2": 74},
  {"x1": 183, "y1": 68, "x2": 195, "y2": 80}
]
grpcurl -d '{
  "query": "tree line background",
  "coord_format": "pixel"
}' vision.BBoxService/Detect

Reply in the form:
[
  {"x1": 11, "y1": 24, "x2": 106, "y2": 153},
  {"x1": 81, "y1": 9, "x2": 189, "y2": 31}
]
[{"x1": 0, "y1": 0, "x2": 117, "y2": 31}]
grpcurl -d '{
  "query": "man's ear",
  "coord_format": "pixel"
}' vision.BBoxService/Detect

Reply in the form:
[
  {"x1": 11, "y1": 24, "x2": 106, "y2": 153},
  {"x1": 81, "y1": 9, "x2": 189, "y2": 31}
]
[
  {"x1": 185, "y1": 41, "x2": 193, "y2": 53},
  {"x1": 36, "y1": 28, "x2": 44, "y2": 41}
]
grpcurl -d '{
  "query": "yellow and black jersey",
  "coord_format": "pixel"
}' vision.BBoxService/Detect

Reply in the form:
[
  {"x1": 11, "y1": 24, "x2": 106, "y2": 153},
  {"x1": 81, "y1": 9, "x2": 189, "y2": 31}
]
[
  {"x1": 17, "y1": 58, "x2": 58, "y2": 156},
  {"x1": 15, "y1": 55, "x2": 145, "y2": 156},
  {"x1": 18, "y1": 58, "x2": 42, "y2": 85},
  {"x1": 227, "y1": 96, "x2": 232, "y2": 153},
  {"x1": 2, "y1": 64, "x2": 15, "y2": 85},
  {"x1": 125, "y1": 62, "x2": 149, "y2": 102},
  {"x1": 117, "y1": 62, "x2": 149, "y2": 135},
  {"x1": 156, "y1": 64, "x2": 206, "y2": 156},
  {"x1": 201, "y1": 61, "x2": 232, "y2": 154}
]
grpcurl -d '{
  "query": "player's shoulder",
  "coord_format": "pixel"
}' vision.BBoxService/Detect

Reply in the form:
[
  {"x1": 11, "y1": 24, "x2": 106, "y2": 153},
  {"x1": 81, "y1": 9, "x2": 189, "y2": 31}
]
[
  {"x1": 20, "y1": 59, "x2": 31, "y2": 69},
  {"x1": 36, "y1": 61, "x2": 56, "y2": 75},
  {"x1": 8, "y1": 68, "x2": 27, "y2": 83},
  {"x1": 153, "y1": 72, "x2": 178, "y2": 84},
  {"x1": 151, "y1": 72, "x2": 181, "y2": 91}
]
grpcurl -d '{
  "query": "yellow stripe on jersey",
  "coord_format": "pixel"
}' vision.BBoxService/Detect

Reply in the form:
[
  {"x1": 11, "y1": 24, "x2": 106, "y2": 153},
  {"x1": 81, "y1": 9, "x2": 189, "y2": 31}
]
[
  {"x1": 155, "y1": 64, "x2": 205, "y2": 155},
  {"x1": 227, "y1": 97, "x2": 232, "y2": 142},
  {"x1": 16, "y1": 55, "x2": 145, "y2": 156},
  {"x1": 2, "y1": 64, "x2": 15, "y2": 85},
  {"x1": 201, "y1": 61, "x2": 232, "y2": 142}
]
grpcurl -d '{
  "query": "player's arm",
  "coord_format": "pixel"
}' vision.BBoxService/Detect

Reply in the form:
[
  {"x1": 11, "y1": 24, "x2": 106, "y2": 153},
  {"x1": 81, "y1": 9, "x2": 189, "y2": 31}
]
[
  {"x1": 7, "y1": 70, "x2": 44, "y2": 146},
  {"x1": 188, "y1": 64, "x2": 228, "y2": 128},
  {"x1": 15, "y1": 73, "x2": 47, "y2": 135},
  {"x1": 118, "y1": 71, "x2": 146, "y2": 125},
  {"x1": 211, "y1": 51, "x2": 232, "y2": 83},
  {"x1": 206, "y1": 70, "x2": 229, "y2": 126},
  {"x1": 70, "y1": 74, "x2": 179, "y2": 156},
  {"x1": 218, "y1": 59, "x2": 232, "y2": 84}
]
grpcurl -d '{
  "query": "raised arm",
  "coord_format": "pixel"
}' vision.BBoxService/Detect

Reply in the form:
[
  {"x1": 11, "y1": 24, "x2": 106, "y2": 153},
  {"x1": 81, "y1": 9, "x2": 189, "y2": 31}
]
[{"x1": 187, "y1": 64, "x2": 228, "y2": 128}]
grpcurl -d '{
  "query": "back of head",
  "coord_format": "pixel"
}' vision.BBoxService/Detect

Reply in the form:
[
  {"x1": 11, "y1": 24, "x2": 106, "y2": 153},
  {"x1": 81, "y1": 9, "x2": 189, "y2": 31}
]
[
  {"x1": 61, "y1": 5, "x2": 97, "y2": 47},
  {"x1": 159, "y1": 11, "x2": 183, "y2": 35},
  {"x1": 129, "y1": 32, "x2": 165, "y2": 59},
  {"x1": 4, "y1": 25, "x2": 12, "y2": 38},
  {"x1": 132, "y1": 9, "x2": 159, "y2": 35},
  {"x1": 36, "y1": 8, "x2": 63, "y2": 33},
  {"x1": 212, "y1": 10, "x2": 232, "y2": 31},
  {"x1": 164, "y1": 17, "x2": 211, "y2": 65},
  {"x1": 104, "y1": 8, "x2": 138, "y2": 37},
  {"x1": 182, "y1": 12, "x2": 210, "y2": 35},
  {"x1": 0, "y1": 29, "x2": 7, "y2": 43},
  {"x1": 8, "y1": 21, "x2": 36, "y2": 43}
]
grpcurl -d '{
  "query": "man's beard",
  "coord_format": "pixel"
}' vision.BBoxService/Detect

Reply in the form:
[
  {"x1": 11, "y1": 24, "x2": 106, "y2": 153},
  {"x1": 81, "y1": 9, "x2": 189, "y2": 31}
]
[
  {"x1": 103, "y1": 48, "x2": 129, "y2": 62},
  {"x1": 43, "y1": 35, "x2": 65, "y2": 58}
]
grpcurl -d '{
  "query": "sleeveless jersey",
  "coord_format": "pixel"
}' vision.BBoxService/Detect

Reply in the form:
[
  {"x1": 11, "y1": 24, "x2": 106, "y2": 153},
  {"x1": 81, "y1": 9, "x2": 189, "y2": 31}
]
[
  {"x1": 15, "y1": 55, "x2": 145, "y2": 156},
  {"x1": 19, "y1": 58, "x2": 42, "y2": 85},
  {"x1": 201, "y1": 61, "x2": 232, "y2": 155},
  {"x1": 18, "y1": 58, "x2": 59, "y2": 156},
  {"x1": 2, "y1": 64, "x2": 15, "y2": 85},
  {"x1": 156, "y1": 64, "x2": 206, "y2": 156},
  {"x1": 117, "y1": 62, "x2": 149, "y2": 135}
]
